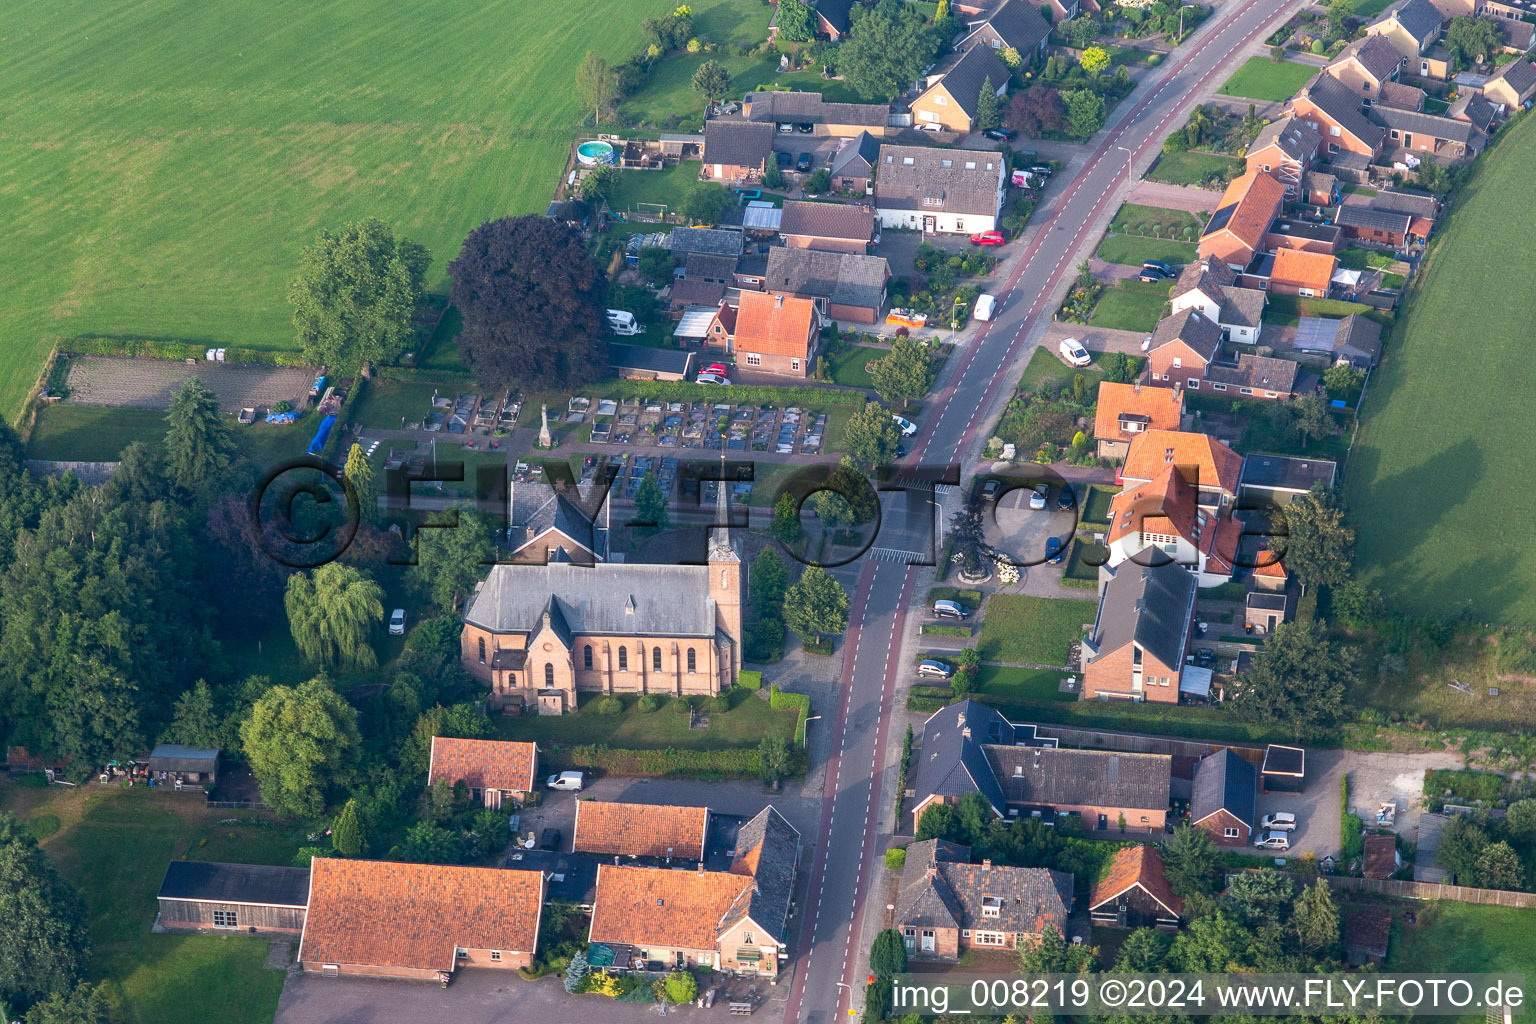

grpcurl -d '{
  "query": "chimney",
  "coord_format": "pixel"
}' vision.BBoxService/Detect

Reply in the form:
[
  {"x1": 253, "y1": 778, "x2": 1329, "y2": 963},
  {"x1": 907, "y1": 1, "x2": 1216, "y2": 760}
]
[
  {"x1": 925, "y1": 866, "x2": 939, "y2": 880},
  {"x1": 774, "y1": 293, "x2": 784, "y2": 309},
  {"x1": 981, "y1": 858, "x2": 992, "y2": 869},
  {"x1": 961, "y1": 727, "x2": 971, "y2": 739},
  {"x1": 525, "y1": 524, "x2": 535, "y2": 540}
]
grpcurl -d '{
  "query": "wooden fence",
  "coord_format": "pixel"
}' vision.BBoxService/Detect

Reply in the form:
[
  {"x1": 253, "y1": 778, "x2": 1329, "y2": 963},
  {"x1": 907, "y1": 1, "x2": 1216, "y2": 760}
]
[{"x1": 1321, "y1": 874, "x2": 1536, "y2": 908}]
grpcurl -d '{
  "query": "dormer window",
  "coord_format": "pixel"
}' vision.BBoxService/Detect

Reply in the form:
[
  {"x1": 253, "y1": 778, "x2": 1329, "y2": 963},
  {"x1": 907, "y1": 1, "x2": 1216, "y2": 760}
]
[{"x1": 982, "y1": 896, "x2": 1003, "y2": 918}]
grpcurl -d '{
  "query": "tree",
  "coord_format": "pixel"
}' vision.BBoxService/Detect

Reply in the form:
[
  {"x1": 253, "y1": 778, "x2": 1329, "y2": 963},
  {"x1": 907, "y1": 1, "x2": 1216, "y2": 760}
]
[
  {"x1": 1506, "y1": 799, "x2": 1536, "y2": 846},
  {"x1": 0, "y1": 815, "x2": 91, "y2": 1012},
  {"x1": 1162, "y1": 824, "x2": 1218, "y2": 896},
  {"x1": 1006, "y1": 86, "x2": 1068, "y2": 136},
  {"x1": 915, "y1": 803, "x2": 956, "y2": 842},
  {"x1": 751, "y1": 547, "x2": 790, "y2": 618},
  {"x1": 424, "y1": 777, "x2": 456, "y2": 823},
  {"x1": 1445, "y1": 15, "x2": 1501, "y2": 70},
  {"x1": 1477, "y1": 840, "x2": 1523, "y2": 890},
  {"x1": 870, "y1": 336, "x2": 935, "y2": 409},
  {"x1": 1223, "y1": 869, "x2": 1294, "y2": 926},
  {"x1": 843, "y1": 401, "x2": 903, "y2": 466},
  {"x1": 331, "y1": 798, "x2": 367, "y2": 857},
  {"x1": 578, "y1": 165, "x2": 618, "y2": 207},
  {"x1": 1000, "y1": 45, "x2": 1023, "y2": 69},
  {"x1": 413, "y1": 505, "x2": 495, "y2": 611},
  {"x1": 1100, "y1": 350, "x2": 1138, "y2": 384},
  {"x1": 288, "y1": 218, "x2": 429, "y2": 374},
  {"x1": 771, "y1": 491, "x2": 804, "y2": 545},
  {"x1": 564, "y1": 950, "x2": 591, "y2": 994},
  {"x1": 400, "y1": 702, "x2": 493, "y2": 774},
  {"x1": 402, "y1": 820, "x2": 456, "y2": 863},
  {"x1": 22, "y1": 983, "x2": 115, "y2": 1024},
  {"x1": 691, "y1": 59, "x2": 732, "y2": 108},
  {"x1": 161, "y1": 679, "x2": 220, "y2": 749},
  {"x1": 632, "y1": 472, "x2": 671, "y2": 536},
  {"x1": 1279, "y1": 485, "x2": 1354, "y2": 589},
  {"x1": 344, "y1": 442, "x2": 377, "y2": 525},
  {"x1": 782, "y1": 566, "x2": 850, "y2": 645},
  {"x1": 836, "y1": 0, "x2": 942, "y2": 102},
  {"x1": 1020, "y1": 923, "x2": 1097, "y2": 974},
  {"x1": 449, "y1": 215, "x2": 609, "y2": 391},
  {"x1": 634, "y1": 245, "x2": 676, "y2": 288},
  {"x1": 664, "y1": 970, "x2": 699, "y2": 1004},
  {"x1": 679, "y1": 181, "x2": 734, "y2": 226},
  {"x1": 1234, "y1": 620, "x2": 1355, "y2": 739},
  {"x1": 240, "y1": 677, "x2": 362, "y2": 819},
  {"x1": 1322, "y1": 362, "x2": 1364, "y2": 397},
  {"x1": 1331, "y1": 578, "x2": 1381, "y2": 627},
  {"x1": 1294, "y1": 391, "x2": 1334, "y2": 446},
  {"x1": 975, "y1": 76, "x2": 1002, "y2": 132},
  {"x1": 1292, "y1": 877, "x2": 1340, "y2": 952},
  {"x1": 1112, "y1": 927, "x2": 1168, "y2": 972},
  {"x1": 1079, "y1": 44, "x2": 1111, "y2": 75},
  {"x1": 777, "y1": 0, "x2": 816, "y2": 41},
  {"x1": 164, "y1": 377, "x2": 237, "y2": 491},
  {"x1": 285, "y1": 562, "x2": 385, "y2": 671},
  {"x1": 870, "y1": 929, "x2": 908, "y2": 978},
  {"x1": 575, "y1": 51, "x2": 620, "y2": 126},
  {"x1": 1063, "y1": 89, "x2": 1106, "y2": 138},
  {"x1": 1270, "y1": 44, "x2": 1287, "y2": 60},
  {"x1": 759, "y1": 734, "x2": 792, "y2": 786}
]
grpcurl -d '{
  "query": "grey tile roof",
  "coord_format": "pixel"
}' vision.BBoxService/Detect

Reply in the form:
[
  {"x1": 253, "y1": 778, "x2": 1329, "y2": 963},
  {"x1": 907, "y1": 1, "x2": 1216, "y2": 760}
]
[
  {"x1": 1240, "y1": 452, "x2": 1339, "y2": 492},
  {"x1": 1369, "y1": 188, "x2": 1439, "y2": 221},
  {"x1": 939, "y1": 861, "x2": 1073, "y2": 935},
  {"x1": 1296, "y1": 73, "x2": 1388, "y2": 149},
  {"x1": 1302, "y1": 170, "x2": 1339, "y2": 198},
  {"x1": 1085, "y1": 561, "x2": 1197, "y2": 673},
  {"x1": 1290, "y1": 313, "x2": 1382, "y2": 363},
  {"x1": 1173, "y1": 260, "x2": 1237, "y2": 301},
  {"x1": 463, "y1": 561, "x2": 720, "y2": 638},
  {"x1": 1190, "y1": 748, "x2": 1257, "y2": 828},
  {"x1": 684, "y1": 251, "x2": 740, "y2": 281},
  {"x1": 896, "y1": 839, "x2": 968, "y2": 929},
  {"x1": 1383, "y1": 0, "x2": 1445, "y2": 45},
  {"x1": 778, "y1": 200, "x2": 877, "y2": 242},
  {"x1": 986, "y1": 746, "x2": 1173, "y2": 814},
  {"x1": 929, "y1": 44, "x2": 1011, "y2": 120},
  {"x1": 607, "y1": 342, "x2": 694, "y2": 377},
  {"x1": 1335, "y1": 204, "x2": 1413, "y2": 233},
  {"x1": 912, "y1": 700, "x2": 1015, "y2": 814},
  {"x1": 667, "y1": 227, "x2": 745, "y2": 257},
  {"x1": 743, "y1": 91, "x2": 890, "y2": 127},
  {"x1": 1446, "y1": 91, "x2": 1497, "y2": 131},
  {"x1": 1489, "y1": 57, "x2": 1536, "y2": 94},
  {"x1": 829, "y1": 132, "x2": 882, "y2": 179},
  {"x1": 765, "y1": 246, "x2": 889, "y2": 310},
  {"x1": 1331, "y1": 34, "x2": 1406, "y2": 83},
  {"x1": 1220, "y1": 287, "x2": 1268, "y2": 328},
  {"x1": 1248, "y1": 118, "x2": 1323, "y2": 161},
  {"x1": 1368, "y1": 104, "x2": 1486, "y2": 145},
  {"x1": 1378, "y1": 81, "x2": 1427, "y2": 109},
  {"x1": 815, "y1": 0, "x2": 857, "y2": 33},
  {"x1": 703, "y1": 120, "x2": 775, "y2": 170},
  {"x1": 875, "y1": 144, "x2": 1005, "y2": 217},
  {"x1": 148, "y1": 744, "x2": 218, "y2": 772},
  {"x1": 510, "y1": 480, "x2": 607, "y2": 559},
  {"x1": 722, "y1": 806, "x2": 800, "y2": 939},
  {"x1": 158, "y1": 861, "x2": 310, "y2": 907},
  {"x1": 968, "y1": 0, "x2": 1052, "y2": 53},
  {"x1": 1205, "y1": 354, "x2": 1298, "y2": 394},
  {"x1": 1150, "y1": 309, "x2": 1221, "y2": 362}
]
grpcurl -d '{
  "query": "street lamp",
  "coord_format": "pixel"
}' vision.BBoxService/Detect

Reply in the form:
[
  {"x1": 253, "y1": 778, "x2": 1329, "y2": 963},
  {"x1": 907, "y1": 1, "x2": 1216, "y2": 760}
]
[
  {"x1": 1178, "y1": 3, "x2": 1197, "y2": 41},
  {"x1": 804, "y1": 715, "x2": 822, "y2": 728},
  {"x1": 1113, "y1": 145, "x2": 1134, "y2": 194}
]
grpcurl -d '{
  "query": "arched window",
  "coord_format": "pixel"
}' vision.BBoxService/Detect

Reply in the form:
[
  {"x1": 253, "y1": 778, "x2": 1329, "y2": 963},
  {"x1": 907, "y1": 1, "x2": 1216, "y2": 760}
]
[
  {"x1": 544, "y1": 663, "x2": 554, "y2": 688},
  {"x1": 478, "y1": 637, "x2": 486, "y2": 664},
  {"x1": 583, "y1": 645, "x2": 593, "y2": 670},
  {"x1": 720, "y1": 570, "x2": 728, "y2": 590},
  {"x1": 653, "y1": 647, "x2": 662, "y2": 671},
  {"x1": 687, "y1": 648, "x2": 697, "y2": 673},
  {"x1": 618, "y1": 646, "x2": 628, "y2": 671}
]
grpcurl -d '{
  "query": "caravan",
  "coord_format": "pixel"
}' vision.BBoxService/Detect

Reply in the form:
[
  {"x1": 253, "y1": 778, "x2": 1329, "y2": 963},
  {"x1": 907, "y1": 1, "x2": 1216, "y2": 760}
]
[{"x1": 605, "y1": 309, "x2": 642, "y2": 336}]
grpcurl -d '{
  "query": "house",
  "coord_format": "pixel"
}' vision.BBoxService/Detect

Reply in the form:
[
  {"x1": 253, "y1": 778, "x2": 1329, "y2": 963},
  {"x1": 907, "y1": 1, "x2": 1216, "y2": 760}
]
[
  {"x1": 669, "y1": 278, "x2": 727, "y2": 315},
  {"x1": 909, "y1": 700, "x2": 1054, "y2": 823},
  {"x1": 146, "y1": 744, "x2": 219, "y2": 787},
  {"x1": 1091, "y1": 382, "x2": 1184, "y2": 460},
  {"x1": 1345, "y1": 906, "x2": 1393, "y2": 965},
  {"x1": 1301, "y1": 170, "x2": 1341, "y2": 207},
  {"x1": 508, "y1": 478, "x2": 609, "y2": 564},
  {"x1": 1237, "y1": 454, "x2": 1338, "y2": 504},
  {"x1": 676, "y1": 299, "x2": 738, "y2": 351},
  {"x1": 1190, "y1": 748, "x2": 1258, "y2": 846},
  {"x1": 1369, "y1": 104, "x2": 1488, "y2": 157},
  {"x1": 572, "y1": 800, "x2": 711, "y2": 861},
  {"x1": 1334, "y1": 204, "x2": 1413, "y2": 248},
  {"x1": 1286, "y1": 74, "x2": 1388, "y2": 157},
  {"x1": 607, "y1": 343, "x2": 695, "y2": 382},
  {"x1": 1260, "y1": 744, "x2": 1306, "y2": 793},
  {"x1": 1366, "y1": 0, "x2": 1448, "y2": 63},
  {"x1": 1244, "y1": 118, "x2": 1322, "y2": 198},
  {"x1": 1377, "y1": 80, "x2": 1429, "y2": 111},
  {"x1": 813, "y1": 0, "x2": 857, "y2": 41},
  {"x1": 1103, "y1": 465, "x2": 1244, "y2": 586},
  {"x1": 1369, "y1": 187, "x2": 1440, "y2": 240},
  {"x1": 587, "y1": 806, "x2": 800, "y2": 976},
  {"x1": 1245, "y1": 591, "x2": 1290, "y2": 634},
  {"x1": 1203, "y1": 354, "x2": 1299, "y2": 401},
  {"x1": 702, "y1": 120, "x2": 774, "y2": 183},
  {"x1": 1263, "y1": 218, "x2": 1342, "y2": 255},
  {"x1": 734, "y1": 290, "x2": 820, "y2": 376},
  {"x1": 1325, "y1": 34, "x2": 1408, "y2": 100},
  {"x1": 1082, "y1": 561, "x2": 1199, "y2": 702},
  {"x1": 427, "y1": 737, "x2": 538, "y2": 809},
  {"x1": 765, "y1": 247, "x2": 890, "y2": 324},
  {"x1": 298, "y1": 861, "x2": 544, "y2": 980},
  {"x1": 1146, "y1": 309, "x2": 1223, "y2": 387},
  {"x1": 828, "y1": 132, "x2": 882, "y2": 192},
  {"x1": 741, "y1": 91, "x2": 892, "y2": 136},
  {"x1": 1498, "y1": 17, "x2": 1536, "y2": 54},
  {"x1": 1479, "y1": 57, "x2": 1536, "y2": 107},
  {"x1": 1169, "y1": 261, "x2": 1267, "y2": 343},
  {"x1": 1447, "y1": 90, "x2": 1498, "y2": 132},
  {"x1": 777, "y1": 200, "x2": 877, "y2": 254},
  {"x1": 1427, "y1": 0, "x2": 1474, "y2": 17},
  {"x1": 1087, "y1": 846, "x2": 1183, "y2": 930},
  {"x1": 911, "y1": 45, "x2": 1012, "y2": 133},
  {"x1": 896, "y1": 839, "x2": 1073, "y2": 958},
  {"x1": 1363, "y1": 834, "x2": 1402, "y2": 878},
  {"x1": 1198, "y1": 170, "x2": 1286, "y2": 270},
  {"x1": 1325, "y1": 150, "x2": 1375, "y2": 185},
  {"x1": 1033, "y1": 0, "x2": 1099, "y2": 24},
  {"x1": 1252, "y1": 247, "x2": 1337, "y2": 297},
  {"x1": 957, "y1": 0, "x2": 1054, "y2": 60},
  {"x1": 874, "y1": 144, "x2": 1006, "y2": 234},
  {"x1": 460, "y1": 531, "x2": 742, "y2": 714},
  {"x1": 667, "y1": 227, "x2": 745, "y2": 259},
  {"x1": 157, "y1": 861, "x2": 309, "y2": 935},
  {"x1": 1120, "y1": 429, "x2": 1244, "y2": 509}
]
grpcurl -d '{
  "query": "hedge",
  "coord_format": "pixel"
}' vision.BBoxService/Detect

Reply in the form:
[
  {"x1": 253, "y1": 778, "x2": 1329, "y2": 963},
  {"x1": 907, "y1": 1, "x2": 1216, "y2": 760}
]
[
  {"x1": 737, "y1": 670, "x2": 764, "y2": 691},
  {"x1": 65, "y1": 336, "x2": 312, "y2": 367},
  {"x1": 906, "y1": 695, "x2": 952, "y2": 713},
  {"x1": 884, "y1": 847, "x2": 907, "y2": 869},
  {"x1": 585, "y1": 378, "x2": 868, "y2": 407},
  {"x1": 374, "y1": 365, "x2": 479, "y2": 387},
  {"x1": 770, "y1": 684, "x2": 812, "y2": 746},
  {"x1": 1341, "y1": 774, "x2": 1365, "y2": 860},
  {"x1": 542, "y1": 744, "x2": 805, "y2": 779},
  {"x1": 921, "y1": 625, "x2": 972, "y2": 637}
]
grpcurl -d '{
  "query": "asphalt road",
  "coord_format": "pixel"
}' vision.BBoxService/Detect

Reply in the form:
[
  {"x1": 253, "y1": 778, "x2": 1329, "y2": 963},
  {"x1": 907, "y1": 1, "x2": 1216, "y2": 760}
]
[{"x1": 782, "y1": 1, "x2": 1304, "y2": 1022}]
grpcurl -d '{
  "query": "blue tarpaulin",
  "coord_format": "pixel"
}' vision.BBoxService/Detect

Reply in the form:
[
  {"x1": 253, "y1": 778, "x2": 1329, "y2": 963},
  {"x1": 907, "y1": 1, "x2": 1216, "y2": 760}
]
[
  {"x1": 306, "y1": 415, "x2": 336, "y2": 455},
  {"x1": 266, "y1": 411, "x2": 297, "y2": 424}
]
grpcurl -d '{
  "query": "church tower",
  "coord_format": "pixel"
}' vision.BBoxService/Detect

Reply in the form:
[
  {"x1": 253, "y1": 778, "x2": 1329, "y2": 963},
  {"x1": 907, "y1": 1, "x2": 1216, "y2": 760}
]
[{"x1": 708, "y1": 462, "x2": 742, "y2": 683}]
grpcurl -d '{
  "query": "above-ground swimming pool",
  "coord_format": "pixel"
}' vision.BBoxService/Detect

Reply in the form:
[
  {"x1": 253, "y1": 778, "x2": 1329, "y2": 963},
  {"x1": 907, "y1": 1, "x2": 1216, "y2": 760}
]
[{"x1": 576, "y1": 140, "x2": 616, "y2": 165}]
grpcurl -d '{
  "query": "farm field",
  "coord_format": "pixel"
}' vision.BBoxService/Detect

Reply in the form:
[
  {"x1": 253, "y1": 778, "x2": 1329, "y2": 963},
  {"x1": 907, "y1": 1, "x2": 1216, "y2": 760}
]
[
  {"x1": 0, "y1": 0, "x2": 757, "y2": 423},
  {"x1": 1216, "y1": 56, "x2": 1318, "y2": 101},
  {"x1": 1348, "y1": 114, "x2": 1536, "y2": 624}
]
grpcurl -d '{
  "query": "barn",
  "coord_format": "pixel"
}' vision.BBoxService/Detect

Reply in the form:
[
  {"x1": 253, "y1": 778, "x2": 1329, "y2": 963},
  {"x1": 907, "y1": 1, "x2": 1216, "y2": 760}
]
[
  {"x1": 1088, "y1": 846, "x2": 1183, "y2": 931},
  {"x1": 156, "y1": 860, "x2": 309, "y2": 935}
]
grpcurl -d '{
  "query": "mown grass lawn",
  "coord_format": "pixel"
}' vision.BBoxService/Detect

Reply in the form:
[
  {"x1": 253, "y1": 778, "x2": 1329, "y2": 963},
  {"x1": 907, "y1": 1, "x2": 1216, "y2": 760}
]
[
  {"x1": 974, "y1": 664, "x2": 1075, "y2": 702},
  {"x1": 348, "y1": 380, "x2": 444, "y2": 430},
  {"x1": 1015, "y1": 346, "x2": 1145, "y2": 393},
  {"x1": 1385, "y1": 902, "x2": 1536, "y2": 1024},
  {"x1": 0, "y1": 0, "x2": 761, "y2": 423},
  {"x1": 1146, "y1": 150, "x2": 1245, "y2": 187},
  {"x1": 496, "y1": 689, "x2": 797, "y2": 751},
  {"x1": 1089, "y1": 279, "x2": 1170, "y2": 333},
  {"x1": 827, "y1": 344, "x2": 884, "y2": 389},
  {"x1": 1349, "y1": 114, "x2": 1536, "y2": 623},
  {"x1": 976, "y1": 595, "x2": 1097, "y2": 665},
  {"x1": 1216, "y1": 56, "x2": 1319, "y2": 101},
  {"x1": 26, "y1": 405, "x2": 170, "y2": 461},
  {"x1": 1096, "y1": 235, "x2": 1199, "y2": 267},
  {"x1": 1108, "y1": 203, "x2": 1204, "y2": 238},
  {"x1": 609, "y1": 161, "x2": 709, "y2": 218}
]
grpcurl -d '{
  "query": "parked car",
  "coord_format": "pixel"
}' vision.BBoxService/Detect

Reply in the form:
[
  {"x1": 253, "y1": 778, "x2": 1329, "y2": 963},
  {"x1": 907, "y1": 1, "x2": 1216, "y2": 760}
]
[
  {"x1": 982, "y1": 478, "x2": 1002, "y2": 499},
  {"x1": 702, "y1": 363, "x2": 729, "y2": 377},
  {"x1": 1260, "y1": 813, "x2": 1298, "y2": 832},
  {"x1": 539, "y1": 828, "x2": 562, "y2": 851},
  {"x1": 778, "y1": 122, "x2": 796, "y2": 134},
  {"x1": 917, "y1": 659, "x2": 953, "y2": 679},
  {"x1": 892, "y1": 414, "x2": 918, "y2": 437},
  {"x1": 388, "y1": 608, "x2": 406, "y2": 635},
  {"x1": 696, "y1": 373, "x2": 732, "y2": 385},
  {"x1": 1058, "y1": 338, "x2": 1091, "y2": 367},
  {"x1": 982, "y1": 127, "x2": 1015, "y2": 142},
  {"x1": 1024, "y1": 164, "x2": 1053, "y2": 178},
  {"x1": 933, "y1": 599, "x2": 969, "y2": 620},
  {"x1": 1254, "y1": 830, "x2": 1291, "y2": 850},
  {"x1": 970, "y1": 230, "x2": 1006, "y2": 246},
  {"x1": 795, "y1": 122, "x2": 814, "y2": 134},
  {"x1": 1142, "y1": 260, "x2": 1177, "y2": 277},
  {"x1": 974, "y1": 293, "x2": 997, "y2": 321},
  {"x1": 1029, "y1": 484, "x2": 1048, "y2": 510},
  {"x1": 1138, "y1": 268, "x2": 1169, "y2": 283},
  {"x1": 547, "y1": 772, "x2": 584, "y2": 791},
  {"x1": 886, "y1": 308, "x2": 928, "y2": 328},
  {"x1": 776, "y1": 150, "x2": 792, "y2": 167},
  {"x1": 1045, "y1": 536, "x2": 1064, "y2": 564},
  {"x1": 1056, "y1": 484, "x2": 1075, "y2": 511},
  {"x1": 796, "y1": 152, "x2": 813, "y2": 172},
  {"x1": 917, "y1": 122, "x2": 943, "y2": 132}
]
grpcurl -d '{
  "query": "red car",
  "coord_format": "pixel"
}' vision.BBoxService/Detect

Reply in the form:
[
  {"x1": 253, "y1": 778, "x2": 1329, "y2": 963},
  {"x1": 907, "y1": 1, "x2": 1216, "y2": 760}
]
[
  {"x1": 702, "y1": 363, "x2": 729, "y2": 377},
  {"x1": 970, "y1": 230, "x2": 1006, "y2": 246}
]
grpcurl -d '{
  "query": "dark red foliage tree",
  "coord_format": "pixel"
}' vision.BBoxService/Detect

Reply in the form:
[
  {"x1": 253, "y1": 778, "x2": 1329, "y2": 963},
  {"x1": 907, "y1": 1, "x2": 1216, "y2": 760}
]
[{"x1": 1005, "y1": 86, "x2": 1068, "y2": 137}]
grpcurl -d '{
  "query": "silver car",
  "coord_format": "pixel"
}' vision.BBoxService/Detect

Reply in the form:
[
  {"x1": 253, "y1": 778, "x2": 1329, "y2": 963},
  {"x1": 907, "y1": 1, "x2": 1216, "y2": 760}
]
[{"x1": 1253, "y1": 830, "x2": 1291, "y2": 850}]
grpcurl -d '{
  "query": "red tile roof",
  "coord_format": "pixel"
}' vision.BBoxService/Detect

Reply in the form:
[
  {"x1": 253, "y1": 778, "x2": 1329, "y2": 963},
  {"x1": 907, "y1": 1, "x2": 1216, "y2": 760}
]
[
  {"x1": 1093, "y1": 382, "x2": 1184, "y2": 442},
  {"x1": 1206, "y1": 170, "x2": 1286, "y2": 250},
  {"x1": 1107, "y1": 466, "x2": 1196, "y2": 546},
  {"x1": 589, "y1": 864, "x2": 754, "y2": 951},
  {"x1": 428, "y1": 737, "x2": 538, "y2": 794},
  {"x1": 573, "y1": 801, "x2": 711, "y2": 861},
  {"x1": 734, "y1": 291, "x2": 818, "y2": 359},
  {"x1": 300, "y1": 859, "x2": 545, "y2": 971},
  {"x1": 1270, "y1": 248, "x2": 1337, "y2": 295},
  {"x1": 1121, "y1": 430, "x2": 1243, "y2": 498},
  {"x1": 1089, "y1": 845, "x2": 1183, "y2": 917},
  {"x1": 1363, "y1": 834, "x2": 1399, "y2": 878}
]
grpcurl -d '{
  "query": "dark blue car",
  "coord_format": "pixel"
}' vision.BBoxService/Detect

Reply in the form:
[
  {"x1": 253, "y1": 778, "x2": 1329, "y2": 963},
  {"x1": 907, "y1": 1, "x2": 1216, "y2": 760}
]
[{"x1": 1045, "y1": 536, "x2": 1063, "y2": 564}]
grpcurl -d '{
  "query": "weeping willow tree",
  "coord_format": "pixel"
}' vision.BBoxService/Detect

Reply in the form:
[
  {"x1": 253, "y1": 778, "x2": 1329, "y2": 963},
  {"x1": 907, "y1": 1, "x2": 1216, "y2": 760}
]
[{"x1": 284, "y1": 562, "x2": 385, "y2": 671}]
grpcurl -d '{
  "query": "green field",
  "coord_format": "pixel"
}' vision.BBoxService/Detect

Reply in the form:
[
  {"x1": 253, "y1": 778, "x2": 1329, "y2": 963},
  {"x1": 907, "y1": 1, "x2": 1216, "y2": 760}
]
[
  {"x1": 1217, "y1": 56, "x2": 1319, "y2": 101},
  {"x1": 1096, "y1": 235, "x2": 1199, "y2": 267},
  {"x1": 1146, "y1": 150, "x2": 1245, "y2": 187},
  {"x1": 1089, "y1": 279, "x2": 1170, "y2": 332},
  {"x1": 976, "y1": 595, "x2": 1097, "y2": 666},
  {"x1": 1350, "y1": 116, "x2": 1536, "y2": 623},
  {"x1": 497, "y1": 689, "x2": 796, "y2": 750},
  {"x1": 0, "y1": 0, "x2": 760, "y2": 423},
  {"x1": 1385, "y1": 902, "x2": 1536, "y2": 1024}
]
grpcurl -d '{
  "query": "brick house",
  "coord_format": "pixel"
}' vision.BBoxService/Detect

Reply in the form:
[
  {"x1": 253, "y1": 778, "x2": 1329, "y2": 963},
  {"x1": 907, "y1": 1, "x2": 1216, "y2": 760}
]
[
  {"x1": 1198, "y1": 170, "x2": 1285, "y2": 270},
  {"x1": 1365, "y1": 0, "x2": 1447, "y2": 66},
  {"x1": 573, "y1": 800, "x2": 711, "y2": 861},
  {"x1": 1367, "y1": 187, "x2": 1439, "y2": 241},
  {"x1": 1335, "y1": 204, "x2": 1412, "y2": 248},
  {"x1": 1325, "y1": 34, "x2": 1407, "y2": 101},
  {"x1": 1091, "y1": 382, "x2": 1184, "y2": 460},
  {"x1": 1286, "y1": 74, "x2": 1387, "y2": 158},
  {"x1": 956, "y1": 0, "x2": 1053, "y2": 62},
  {"x1": 911, "y1": 45, "x2": 1011, "y2": 133},
  {"x1": 1088, "y1": 846, "x2": 1183, "y2": 930},
  {"x1": 1119, "y1": 429, "x2": 1244, "y2": 510},
  {"x1": 1103, "y1": 466, "x2": 1241, "y2": 587},
  {"x1": 1146, "y1": 309, "x2": 1223, "y2": 386},
  {"x1": 1244, "y1": 118, "x2": 1322, "y2": 198},
  {"x1": 702, "y1": 121, "x2": 774, "y2": 183},
  {"x1": 777, "y1": 200, "x2": 877, "y2": 254},
  {"x1": 874, "y1": 144, "x2": 1006, "y2": 235},
  {"x1": 587, "y1": 806, "x2": 800, "y2": 976},
  {"x1": 1369, "y1": 105, "x2": 1487, "y2": 158},
  {"x1": 298, "y1": 859, "x2": 546, "y2": 980},
  {"x1": 896, "y1": 839, "x2": 1073, "y2": 958},
  {"x1": 733, "y1": 291, "x2": 820, "y2": 376},
  {"x1": 741, "y1": 91, "x2": 891, "y2": 137},
  {"x1": 1081, "y1": 561, "x2": 1199, "y2": 702},
  {"x1": 427, "y1": 737, "x2": 538, "y2": 809},
  {"x1": 812, "y1": 0, "x2": 856, "y2": 42},
  {"x1": 1247, "y1": 247, "x2": 1337, "y2": 297},
  {"x1": 1190, "y1": 749, "x2": 1258, "y2": 846},
  {"x1": 1479, "y1": 58, "x2": 1536, "y2": 108},
  {"x1": 1169, "y1": 261, "x2": 1267, "y2": 344},
  {"x1": 507, "y1": 479, "x2": 609, "y2": 564},
  {"x1": 828, "y1": 132, "x2": 882, "y2": 193},
  {"x1": 765, "y1": 247, "x2": 890, "y2": 324}
]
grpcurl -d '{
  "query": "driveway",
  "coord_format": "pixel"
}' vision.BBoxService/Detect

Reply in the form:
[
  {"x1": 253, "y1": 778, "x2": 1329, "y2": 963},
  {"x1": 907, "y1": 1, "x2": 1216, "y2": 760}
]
[{"x1": 1040, "y1": 322, "x2": 1150, "y2": 363}]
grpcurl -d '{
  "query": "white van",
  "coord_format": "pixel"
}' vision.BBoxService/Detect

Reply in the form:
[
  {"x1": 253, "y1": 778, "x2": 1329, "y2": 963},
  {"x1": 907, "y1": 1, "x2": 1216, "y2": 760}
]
[
  {"x1": 974, "y1": 294, "x2": 997, "y2": 322},
  {"x1": 606, "y1": 309, "x2": 642, "y2": 336}
]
